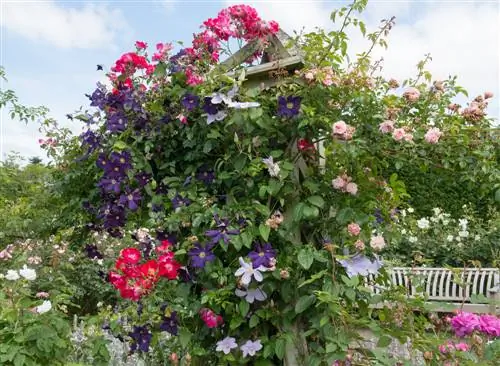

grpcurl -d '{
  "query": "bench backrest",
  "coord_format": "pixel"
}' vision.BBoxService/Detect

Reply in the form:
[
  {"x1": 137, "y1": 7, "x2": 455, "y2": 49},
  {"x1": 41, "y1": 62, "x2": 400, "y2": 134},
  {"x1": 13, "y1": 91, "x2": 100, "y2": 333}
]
[{"x1": 371, "y1": 267, "x2": 500, "y2": 303}]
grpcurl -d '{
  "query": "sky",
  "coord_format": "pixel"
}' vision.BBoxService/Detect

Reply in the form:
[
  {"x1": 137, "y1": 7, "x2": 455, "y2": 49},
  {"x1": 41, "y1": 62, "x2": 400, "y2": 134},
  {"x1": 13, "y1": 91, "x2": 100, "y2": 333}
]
[{"x1": 0, "y1": 0, "x2": 498, "y2": 161}]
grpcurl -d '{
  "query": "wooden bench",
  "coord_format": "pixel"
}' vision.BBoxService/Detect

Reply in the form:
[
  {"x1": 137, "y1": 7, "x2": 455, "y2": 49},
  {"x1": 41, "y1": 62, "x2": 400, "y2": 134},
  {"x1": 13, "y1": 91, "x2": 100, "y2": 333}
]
[{"x1": 368, "y1": 267, "x2": 500, "y2": 314}]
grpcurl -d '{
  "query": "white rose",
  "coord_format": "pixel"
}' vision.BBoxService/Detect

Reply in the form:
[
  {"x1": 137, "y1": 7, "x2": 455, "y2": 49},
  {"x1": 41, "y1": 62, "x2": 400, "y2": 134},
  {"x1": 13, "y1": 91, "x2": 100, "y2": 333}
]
[
  {"x1": 447, "y1": 235, "x2": 454, "y2": 242},
  {"x1": 458, "y1": 230, "x2": 469, "y2": 238},
  {"x1": 19, "y1": 265, "x2": 37, "y2": 281},
  {"x1": 35, "y1": 300, "x2": 52, "y2": 314},
  {"x1": 417, "y1": 218, "x2": 430, "y2": 229},
  {"x1": 5, "y1": 270, "x2": 20, "y2": 281},
  {"x1": 474, "y1": 235, "x2": 481, "y2": 241},
  {"x1": 401, "y1": 229, "x2": 407, "y2": 235},
  {"x1": 408, "y1": 207, "x2": 414, "y2": 213},
  {"x1": 409, "y1": 236, "x2": 418, "y2": 243}
]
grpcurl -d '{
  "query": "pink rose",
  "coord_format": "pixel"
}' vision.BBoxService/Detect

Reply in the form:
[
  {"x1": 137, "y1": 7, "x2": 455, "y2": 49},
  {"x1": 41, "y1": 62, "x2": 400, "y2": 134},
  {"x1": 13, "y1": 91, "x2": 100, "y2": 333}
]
[
  {"x1": 347, "y1": 223, "x2": 361, "y2": 236},
  {"x1": 332, "y1": 177, "x2": 347, "y2": 190},
  {"x1": 36, "y1": 292, "x2": 50, "y2": 299},
  {"x1": 484, "y1": 91, "x2": 494, "y2": 99},
  {"x1": 370, "y1": 235, "x2": 386, "y2": 251},
  {"x1": 332, "y1": 121, "x2": 348, "y2": 135},
  {"x1": 424, "y1": 127, "x2": 442, "y2": 144},
  {"x1": 354, "y1": 240, "x2": 365, "y2": 251},
  {"x1": 454, "y1": 343, "x2": 470, "y2": 352},
  {"x1": 403, "y1": 132, "x2": 413, "y2": 142},
  {"x1": 304, "y1": 72, "x2": 315, "y2": 81},
  {"x1": 403, "y1": 87, "x2": 420, "y2": 102},
  {"x1": 379, "y1": 120, "x2": 395, "y2": 134},
  {"x1": 392, "y1": 128, "x2": 406, "y2": 141},
  {"x1": 345, "y1": 182, "x2": 358, "y2": 195}
]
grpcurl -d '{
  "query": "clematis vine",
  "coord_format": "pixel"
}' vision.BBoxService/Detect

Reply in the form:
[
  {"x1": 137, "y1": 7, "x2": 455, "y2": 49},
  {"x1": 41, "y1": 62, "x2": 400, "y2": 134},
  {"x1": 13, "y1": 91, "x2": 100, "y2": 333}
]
[{"x1": 234, "y1": 257, "x2": 266, "y2": 286}]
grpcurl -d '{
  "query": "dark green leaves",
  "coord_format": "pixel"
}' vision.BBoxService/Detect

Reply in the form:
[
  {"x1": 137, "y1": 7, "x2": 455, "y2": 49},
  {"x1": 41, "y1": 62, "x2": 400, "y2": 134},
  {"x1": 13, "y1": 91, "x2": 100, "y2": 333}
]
[{"x1": 295, "y1": 295, "x2": 316, "y2": 314}]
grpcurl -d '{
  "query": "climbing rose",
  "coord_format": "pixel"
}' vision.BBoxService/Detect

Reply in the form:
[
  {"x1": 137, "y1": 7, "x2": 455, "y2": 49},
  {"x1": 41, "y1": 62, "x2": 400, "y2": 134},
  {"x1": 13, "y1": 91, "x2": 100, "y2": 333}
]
[
  {"x1": 347, "y1": 223, "x2": 361, "y2": 236},
  {"x1": 403, "y1": 87, "x2": 420, "y2": 102},
  {"x1": 370, "y1": 235, "x2": 386, "y2": 251},
  {"x1": 450, "y1": 312, "x2": 480, "y2": 337},
  {"x1": 392, "y1": 128, "x2": 406, "y2": 141},
  {"x1": 379, "y1": 120, "x2": 395, "y2": 134},
  {"x1": 345, "y1": 182, "x2": 358, "y2": 195},
  {"x1": 424, "y1": 127, "x2": 442, "y2": 144},
  {"x1": 332, "y1": 120, "x2": 348, "y2": 135}
]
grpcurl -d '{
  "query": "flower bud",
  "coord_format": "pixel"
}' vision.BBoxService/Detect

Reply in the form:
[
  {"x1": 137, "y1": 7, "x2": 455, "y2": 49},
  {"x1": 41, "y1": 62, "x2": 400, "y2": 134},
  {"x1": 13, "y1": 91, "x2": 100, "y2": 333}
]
[
  {"x1": 423, "y1": 351, "x2": 433, "y2": 361},
  {"x1": 280, "y1": 269, "x2": 290, "y2": 279}
]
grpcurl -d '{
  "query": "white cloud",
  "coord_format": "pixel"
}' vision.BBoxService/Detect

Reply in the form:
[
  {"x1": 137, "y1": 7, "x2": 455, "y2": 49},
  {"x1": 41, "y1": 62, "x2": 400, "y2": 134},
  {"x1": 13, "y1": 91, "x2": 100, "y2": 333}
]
[{"x1": 0, "y1": 0, "x2": 128, "y2": 49}]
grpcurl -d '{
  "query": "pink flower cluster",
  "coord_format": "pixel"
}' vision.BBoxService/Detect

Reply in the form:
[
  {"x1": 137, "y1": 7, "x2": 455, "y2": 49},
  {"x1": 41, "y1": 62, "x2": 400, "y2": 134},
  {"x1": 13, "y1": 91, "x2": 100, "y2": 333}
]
[
  {"x1": 332, "y1": 174, "x2": 358, "y2": 195},
  {"x1": 186, "y1": 5, "x2": 279, "y2": 64},
  {"x1": 450, "y1": 312, "x2": 500, "y2": 338},
  {"x1": 439, "y1": 341, "x2": 470, "y2": 354},
  {"x1": 392, "y1": 127, "x2": 413, "y2": 142},
  {"x1": 461, "y1": 93, "x2": 492, "y2": 122},
  {"x1": 200, "y1": 308, "x2": 224, "y2": 328},
  {"x1": 332, "y1": 121, "x2": 356, "y2": 141},
  {"x1": 347, "y1": 223, "x2": 361, "y2": 236},
  {"x1": 38, "y1": 138, "x2": 57, "y2": 147},
  {"x1": 300, "y1": 66, "x2": 339, "y2": 86}
]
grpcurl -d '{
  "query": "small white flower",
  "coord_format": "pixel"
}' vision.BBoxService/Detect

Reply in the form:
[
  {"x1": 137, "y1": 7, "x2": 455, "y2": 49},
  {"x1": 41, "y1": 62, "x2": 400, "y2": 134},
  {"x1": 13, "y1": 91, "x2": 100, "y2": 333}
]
[
  {"x1": 36, "y1": 300, "x2": 52, "y2": 314},
  {"x1": 432, "y1": 207, "x2": 441, "y2": 216},
  {"x1": 5, "y1": 269, "x2": 20, "y2": 281},
  {"x1": 447, "y1": 235, "x2": 454, "y2": 242},
  {"x1": 430, "y1": 217, "x2": 438, "y2": 223},
  {"x1": 234, "y1": 257, "x2": 266, "y2": 286},
  {"x1": 228, "y1": 101, "x2": 260, "y2": 109},
  {"x1": 417, "y1": 218, "x2": 430, "y2": 229},
  {"x1": 458, "y1": 230, "x2": 469, "y2": 238},
  {"x1": 401, "y1": 210, "x2": 407, "y2": 217},
  {"x1": 262, "y1": 157, "x2": 280, "y2": 177},
  {"x1": 474, "y1": 235, "x2": 481, "y2": 241},
  {"x1": 407, "y1": 207, "x2": 414, "y2": 213},
  {"x1": 442, "y1": 219, "x2": 450, "y2": 225},
  {"x1": 455, "y1": 236, "x2": 461, "y2": 242},
  {"x1": 408, "y1": 236, "x2": 418, "y2": 243},
  {"x1": 401, "y1": 229, "x2": 407, "y2": 235},
  {"x1": 458, "y1": 218, "x2": 468, "y2": 228},
  {"x1": 19, "y1": 265, "x2": 37, "y2": 281}
]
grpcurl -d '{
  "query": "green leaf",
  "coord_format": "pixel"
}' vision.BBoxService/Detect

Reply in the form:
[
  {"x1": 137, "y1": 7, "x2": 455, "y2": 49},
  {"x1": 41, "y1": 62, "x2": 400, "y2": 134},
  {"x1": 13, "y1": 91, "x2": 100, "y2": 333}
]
[
  {"x1": 239, "y1": 300, "x2": 250, "y2": 317},
  {"x1": 249, "y1": 314, "x2": 260, "y2": 328},
  {"x1": 298, "y1": 270, "x2": 327, "y2": 288},
  {"x1": 325, "y1": 343, "x2": 337, "y2": 353},
  {"x1": 179, "y1": 328, "x2": 192, "y2": 348},
  {"x1": 275, "y1": 338, "x2": 286, "y2": 360},
  {"x1": 293, "y1": 202, "x2": 306, "y2": 222},
  {"x1": 298, "y1": 248, "x2": 314, "y2": 270},
  {"x1": 259, "y1": 224, "x2": 271, "y2": 241},
  {"x1": 112, "y1": 140, "x2": 128, "y2": 150},
  {"x1": 377, "y1": 335, "x2": 392, "y2": 348},
  {"x1": 295, "y1": 295, "x2": 316, "y2": 314},
  {"x1": 307, "y1": 196, "x2": 325, "y2": 208}
]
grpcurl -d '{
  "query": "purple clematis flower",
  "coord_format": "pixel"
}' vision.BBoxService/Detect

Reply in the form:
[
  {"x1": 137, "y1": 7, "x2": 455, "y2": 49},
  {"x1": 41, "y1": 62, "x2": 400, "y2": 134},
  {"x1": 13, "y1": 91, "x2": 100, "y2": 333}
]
[
  {"x1": 338, "y1": 254, "x2": 383, "y2": 278},
  {"x1": 196, "y1": 166, "x2": 215, "y2": 185},
  {"x1": 160, "y1": 311, "x2": 179, "y2": 336},
  {"x1": 106, "y1": 111, "x2": 128, "y2": 132},
  {"x1": 277, "y1": 96, "x2": 301, "y2": 117},
  {"x1": 248, "y1": 243, "x2": 276, "y2": 268},
  {"x1": 98, "y1": 177, "x2": 122, "y2": 194},
  {"x1": 203, "y1": 97, "x2": 227, "y2": 124},
  {"x1": 188, "y1": 242, "x2": 216, "y2": 268},
  {"x1": 129, "y1": 325, "x2": 152, "y2": 353},
  {"x1": 100, "y1": 203, "x2": 126, "y2": 229},
  {"x1": 134, "y1": 172, "x2": 151, "y2": 187},
  {"x1": 171, "y1": 193, "x2": 191, "y2": 210},
  {"x1": 84, "y1": 244, "x2": 103, "y2": 259},
  {"x1": 119, "y1": 189, "x2": 142, "y2": 211},
  {"x1": 205, "y1": 214, "x2": 240, "y2": 244},
  {"x1": 80, "y1": 129, "x2": 100, "y2": 153},
  {"x1": 181, "y1": 93, "x2": 200, "y2": 111}
]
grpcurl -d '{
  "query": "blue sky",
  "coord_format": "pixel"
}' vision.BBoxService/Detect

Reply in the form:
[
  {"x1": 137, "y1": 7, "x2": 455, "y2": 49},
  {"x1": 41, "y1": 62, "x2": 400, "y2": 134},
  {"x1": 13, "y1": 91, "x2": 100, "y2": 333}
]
[{"x1": 1, "y1": 0, "x2": 498, "y2": 161}]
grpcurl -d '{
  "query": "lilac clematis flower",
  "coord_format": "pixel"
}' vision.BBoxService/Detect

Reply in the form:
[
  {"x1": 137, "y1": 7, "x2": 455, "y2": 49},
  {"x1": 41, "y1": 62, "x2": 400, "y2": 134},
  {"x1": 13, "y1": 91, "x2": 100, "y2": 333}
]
[
  {"x1": 119, "y1": 189, "x2": 142, "y2": 211},
  {"x1": 235, "y1": 287, "x2": 267, "y2": 303},
  {"x1": 248, "y1": 243, "x2": 276, "y2": 268},
  {"x1": 240, "y1": 339, "x2": 263, "y2": 357},
  {"x1": 188, "y1": 243, "x2": 216, "y2": 268},
  {"x1": 216, "y1": 336, "x2": 238, "y2": 354},
  {"x1": 277, "y1": 96, "x2": 301, "y2": 117},
  {"x1": 234, "y1": 257, "x2": 266, "y2": 286},
  {"x1": 338, "y1": 254, "x2": 383, "y2": 278},
  {"x1": 205, "y1": 214, "x2": 240, "y2": 244}
]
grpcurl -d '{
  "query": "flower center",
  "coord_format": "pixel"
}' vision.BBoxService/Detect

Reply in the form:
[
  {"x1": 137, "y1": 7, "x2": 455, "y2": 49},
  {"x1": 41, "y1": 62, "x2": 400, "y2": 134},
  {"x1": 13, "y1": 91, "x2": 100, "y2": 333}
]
[
  {"x1": 199, "y1": 251, "x2": 206, "y2": 258},
  {"x1": 128, "y1": 194, "x2": 133, "y2": 200},
  {"x1": 286, "y1": 102, "x2": 294, "y2": 109},
  {"x1": 258, "y1": 252, "x2": 265, "y2": 257}
]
